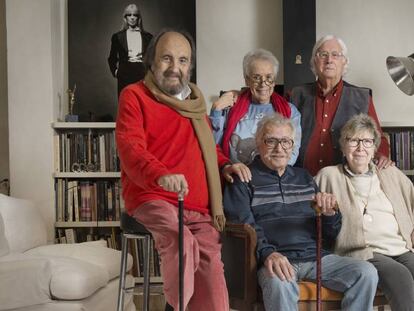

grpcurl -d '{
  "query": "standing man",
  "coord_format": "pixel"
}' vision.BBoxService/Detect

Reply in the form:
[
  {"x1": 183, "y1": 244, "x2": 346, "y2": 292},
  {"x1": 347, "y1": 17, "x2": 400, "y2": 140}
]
[
  {"x1": 224, "y1": 114, "x2": 379, "y2": 311},
  {"x1": 116, "y1": 29, "x2": 249, "y2": 311},
  {"x1": 291, "y1": 35, "x2": 392, "y2": 176},
  {"x1": 108, "y1": 4, "x2": 153, "y2": 97}
]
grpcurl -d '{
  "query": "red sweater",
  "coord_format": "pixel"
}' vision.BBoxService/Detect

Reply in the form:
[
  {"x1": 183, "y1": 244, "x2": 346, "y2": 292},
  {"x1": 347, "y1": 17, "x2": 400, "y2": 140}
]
[{"x1": 116, "y1": 82, "x2": 229, "y2": 215}]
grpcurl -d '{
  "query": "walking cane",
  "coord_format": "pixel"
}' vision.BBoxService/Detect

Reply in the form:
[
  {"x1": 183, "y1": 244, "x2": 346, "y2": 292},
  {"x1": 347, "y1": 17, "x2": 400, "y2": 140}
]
[
  {"x1": 314, "y1": 202, "x2": 338, "y2": 311},
  {"x1": 315, "y1": 207, "x2": 322, "y2": 311},
  {"x1": 178, "y1": 192, "x2": 185, "y2": 311}
]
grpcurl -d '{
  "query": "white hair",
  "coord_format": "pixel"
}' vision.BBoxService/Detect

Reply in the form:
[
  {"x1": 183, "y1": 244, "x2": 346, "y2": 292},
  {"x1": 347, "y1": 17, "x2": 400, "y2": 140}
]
[
  {"x1": 255, "y1": 113, "x2": 295, "y2": 147},
  {"x1": 310, "y1": 35, "x2": 349, "y2": 77},
  {"x1": 243, "y1": 48, "x2": 279, "y2": 79}
]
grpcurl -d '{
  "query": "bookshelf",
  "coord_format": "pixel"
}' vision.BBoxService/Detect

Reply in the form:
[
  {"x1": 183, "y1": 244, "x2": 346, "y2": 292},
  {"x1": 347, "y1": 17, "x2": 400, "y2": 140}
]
[
  {"x1": 381, "y1": 122, "x2": 414, "y2": 177},
  {"x1": 52, "y1": 122, "x2": 162, "y2": 282},
  {"x1": 52, "y1": 121, "x2": 122, "y2": 247}
]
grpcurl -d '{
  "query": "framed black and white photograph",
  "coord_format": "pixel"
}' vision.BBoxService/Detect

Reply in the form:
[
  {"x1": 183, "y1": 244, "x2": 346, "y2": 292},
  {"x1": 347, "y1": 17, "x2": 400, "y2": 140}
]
[{"x1": 68, "y1": 0, "x2": 196, "y2": 121}]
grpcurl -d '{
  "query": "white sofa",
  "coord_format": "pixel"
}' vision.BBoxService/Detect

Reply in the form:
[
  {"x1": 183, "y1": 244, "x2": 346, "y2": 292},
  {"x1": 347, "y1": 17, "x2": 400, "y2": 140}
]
[{"x1": 0, "y1": 194, "x2": 136, "y2": 311}]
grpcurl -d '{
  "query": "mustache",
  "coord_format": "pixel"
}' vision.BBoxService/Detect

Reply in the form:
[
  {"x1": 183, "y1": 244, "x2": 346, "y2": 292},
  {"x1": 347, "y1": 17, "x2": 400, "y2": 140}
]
[
  {"x1": 265, "y1": 153, "x2": 284, "y2": 158},
  {"x1": 164, "y1": 70, "x2": 182, "y2": 79}
]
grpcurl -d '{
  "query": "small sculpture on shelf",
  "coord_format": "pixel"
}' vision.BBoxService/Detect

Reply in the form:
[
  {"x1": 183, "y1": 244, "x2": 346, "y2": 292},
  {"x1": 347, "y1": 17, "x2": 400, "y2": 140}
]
[{"x1": 65, "y1": 84, "x2": 79, "y2": 122}]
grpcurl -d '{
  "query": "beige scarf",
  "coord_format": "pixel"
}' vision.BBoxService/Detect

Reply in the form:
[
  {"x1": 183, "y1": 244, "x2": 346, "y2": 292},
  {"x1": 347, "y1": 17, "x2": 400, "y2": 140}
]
[{"x1": 144, "y1": 71, "x2": 225, "y2": 231}]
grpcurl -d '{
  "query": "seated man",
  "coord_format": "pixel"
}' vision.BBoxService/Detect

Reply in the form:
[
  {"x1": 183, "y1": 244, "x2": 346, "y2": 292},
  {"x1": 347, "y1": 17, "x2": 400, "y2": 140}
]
[{"x1": 223, "y1": 113, "x2": 378, "y2": 311}]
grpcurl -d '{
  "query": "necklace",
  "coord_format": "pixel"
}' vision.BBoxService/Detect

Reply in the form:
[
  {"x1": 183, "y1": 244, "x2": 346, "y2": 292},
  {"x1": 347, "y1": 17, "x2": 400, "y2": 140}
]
[{"x1": 351, "y1": 175, "x2": 374, "y2": 223}]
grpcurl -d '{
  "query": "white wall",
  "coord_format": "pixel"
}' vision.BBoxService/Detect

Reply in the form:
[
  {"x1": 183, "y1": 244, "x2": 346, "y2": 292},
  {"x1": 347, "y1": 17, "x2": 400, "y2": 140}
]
[
  {"x1": 196, "y1": 0, "x2": 283, "y2": 111},
  {"x1": 316, "y1": 0, "x2": 414, "y2": 124},
  {"x1": 5, "y1": 0, "x2": 414, "y2": 241},
  {"x1": 4, "y1": 0, "x2": 283, "y2": 241},
  {"x1": 0, "y1": 0, "x2": 9, "y2": 190},
  {"x1": 6, "y1": 0, "x2": 65, "y2": 241}
]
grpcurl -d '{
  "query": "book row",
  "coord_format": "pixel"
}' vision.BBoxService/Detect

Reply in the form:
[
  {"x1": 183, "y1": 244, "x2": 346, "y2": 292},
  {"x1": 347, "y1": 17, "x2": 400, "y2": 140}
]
[
  {"x1": 384, "y1": 131, "x2": 414, "y2": 171},
  {"x1": 55, "y1": 179, "x2": 123, "y2": 222},
  {"x1": 54, "y1": 129, "x2": 119, "y2": 172},
  {"x1": 129, "y1": 236, "x2": 162, "y2": 278}
]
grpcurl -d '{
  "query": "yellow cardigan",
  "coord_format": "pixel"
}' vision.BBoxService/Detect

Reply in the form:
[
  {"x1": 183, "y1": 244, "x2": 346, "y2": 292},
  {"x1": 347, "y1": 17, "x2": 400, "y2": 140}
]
[{"x1": 315, "y1": 164, "x2": 414, "y2": 260}]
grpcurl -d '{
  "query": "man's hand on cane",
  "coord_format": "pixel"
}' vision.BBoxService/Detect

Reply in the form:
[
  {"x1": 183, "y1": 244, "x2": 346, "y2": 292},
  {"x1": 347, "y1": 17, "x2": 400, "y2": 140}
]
[{"x1": 157, "y1": 174, "x2": 189, "y2": 196}]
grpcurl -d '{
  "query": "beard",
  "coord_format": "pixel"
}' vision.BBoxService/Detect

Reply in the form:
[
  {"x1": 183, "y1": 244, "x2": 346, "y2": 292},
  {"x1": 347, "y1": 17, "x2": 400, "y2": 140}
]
[{"x1": 153, "y1": 68, "x2": 191, "y2": 96}]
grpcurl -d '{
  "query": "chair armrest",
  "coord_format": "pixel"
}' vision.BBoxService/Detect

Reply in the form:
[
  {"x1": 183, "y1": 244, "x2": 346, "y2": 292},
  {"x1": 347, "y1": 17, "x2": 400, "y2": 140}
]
[
  {"x1": 222, "y1": 222, "x2": 259, "y2": 309},
  {"x1": 225, "y1": 222, "x2": 258, "y2": 275}
]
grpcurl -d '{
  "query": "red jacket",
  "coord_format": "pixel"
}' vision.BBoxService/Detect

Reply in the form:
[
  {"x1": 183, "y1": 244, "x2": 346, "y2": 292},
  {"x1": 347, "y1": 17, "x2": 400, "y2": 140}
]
[{"x1": 116, "y1": 82, "x2": 229, "y2": 215}]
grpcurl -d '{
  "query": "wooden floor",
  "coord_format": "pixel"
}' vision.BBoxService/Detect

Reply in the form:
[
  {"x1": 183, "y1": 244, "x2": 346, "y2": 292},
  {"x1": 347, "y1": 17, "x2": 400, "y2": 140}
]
[
  {"x1": 133, "y1": 293, "x2": 166, "y2": 311},
  {"x1": 133, "y1": 294, "x2": 240, "y2": 311},
  {"x1": 133, "y1": 295, "x2": 390, "y2": 311}
]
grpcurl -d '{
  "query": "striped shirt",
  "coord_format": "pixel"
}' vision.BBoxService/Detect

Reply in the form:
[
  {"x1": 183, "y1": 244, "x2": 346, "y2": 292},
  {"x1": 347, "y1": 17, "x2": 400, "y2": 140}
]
[{"x1": 223, "y1": 157, "x2": 342, "y2": 265}]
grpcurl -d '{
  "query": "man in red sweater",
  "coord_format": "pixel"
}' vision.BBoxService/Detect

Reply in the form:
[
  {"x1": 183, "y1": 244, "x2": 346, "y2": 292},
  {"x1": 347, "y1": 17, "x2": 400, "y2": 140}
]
[{"x1": 116, "y1": 29, "x2": 250, "y2": 311}]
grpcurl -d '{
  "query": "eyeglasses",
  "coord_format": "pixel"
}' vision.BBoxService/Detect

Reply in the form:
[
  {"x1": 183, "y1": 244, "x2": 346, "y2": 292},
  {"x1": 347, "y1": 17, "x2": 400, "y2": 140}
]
[
  {"x1": 125, "y1": 13, "x2": 139, "y2": 17},
  {"x1": 316, "y1": 51, "x2": 344, "y2": 60},
  {"x1": 346, "y1": 138, "x2": 375, "y2": 148},
  {"x1": 264, "y1": 137, "x2": 294, "y2": 150},
  {"x1": 248, "y1": 75, "x2": 275, "y2": 86}
]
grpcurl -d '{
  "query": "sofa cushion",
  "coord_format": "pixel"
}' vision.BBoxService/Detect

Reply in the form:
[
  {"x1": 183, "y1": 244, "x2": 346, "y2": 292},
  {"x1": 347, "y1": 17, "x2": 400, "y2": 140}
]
[
  {"x1": 0, "y1": 253, "x2": 52, "y2": 310},
  {"x1": 0, "y1": 194, "x2": 47, "y2": 252},
  {"x1": 0, "y1": 214, "x2": 9, "y2": 257},
  {"x1": 47, "y1": 256, "x2": 108, "y2": 300},
  {"x1": 26, "y1": 242, "x2": 133, "y2": 280},
  {"x1": 7, "y1": 277, "x2": 136, "y2": 311},
  {"x1": 0, "y1": 252, "x2": 110, "y2": 304}
]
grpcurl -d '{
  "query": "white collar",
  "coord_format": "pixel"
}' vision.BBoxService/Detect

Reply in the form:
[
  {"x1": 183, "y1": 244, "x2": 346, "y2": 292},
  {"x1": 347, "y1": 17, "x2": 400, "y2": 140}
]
[
  {"x1": 173, "y1": 85, "x2": 191, "y2": 100},
  {"x1": 343, "y1": 162, "x2": 375, "y2": 177},
  {"x1": 127, "y1": 27, "x2": 141, "y2": 32}
]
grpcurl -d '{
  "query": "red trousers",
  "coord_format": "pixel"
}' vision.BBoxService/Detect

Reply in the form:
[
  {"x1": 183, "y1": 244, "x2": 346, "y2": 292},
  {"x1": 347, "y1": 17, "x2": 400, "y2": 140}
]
[{"x1": 133, "y1": 200, "x2": 229, "y2": 311}]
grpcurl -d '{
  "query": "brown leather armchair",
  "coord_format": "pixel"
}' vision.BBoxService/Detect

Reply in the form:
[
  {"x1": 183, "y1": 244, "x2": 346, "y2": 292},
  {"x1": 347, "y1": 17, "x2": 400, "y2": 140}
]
[{"x1": 221, "y1": 223, "x2": 388, "y2": 311}]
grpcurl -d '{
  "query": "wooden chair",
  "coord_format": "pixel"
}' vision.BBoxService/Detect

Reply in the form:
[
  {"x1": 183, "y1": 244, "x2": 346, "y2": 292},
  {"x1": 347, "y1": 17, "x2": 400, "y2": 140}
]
[{"x1": 221, "y1": 223, "x2": 388, "y2": 311}]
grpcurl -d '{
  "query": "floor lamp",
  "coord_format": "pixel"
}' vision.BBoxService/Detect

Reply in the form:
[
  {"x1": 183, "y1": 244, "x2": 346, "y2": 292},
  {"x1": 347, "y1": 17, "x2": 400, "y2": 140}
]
[{"x1": 386, "y1": 53, "x2": 414, "y2": 95}]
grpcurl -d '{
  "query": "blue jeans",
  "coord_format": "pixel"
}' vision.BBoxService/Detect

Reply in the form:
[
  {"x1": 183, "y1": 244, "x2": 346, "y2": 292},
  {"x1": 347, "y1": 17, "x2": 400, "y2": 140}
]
[{"x1": 257, "y1": 254, "x2": 378, "y2": 311}]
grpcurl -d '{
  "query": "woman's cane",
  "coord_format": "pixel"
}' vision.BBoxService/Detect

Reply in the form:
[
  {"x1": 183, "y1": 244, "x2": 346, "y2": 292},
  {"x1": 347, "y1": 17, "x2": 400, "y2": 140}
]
[{"x1": 178, "y1": 192, "x2": 185, "y2": 311}]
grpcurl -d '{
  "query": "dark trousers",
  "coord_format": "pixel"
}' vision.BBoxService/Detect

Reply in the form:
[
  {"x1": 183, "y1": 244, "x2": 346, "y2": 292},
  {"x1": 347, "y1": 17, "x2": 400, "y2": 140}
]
[
  {"x1": 117, "y1": 61, "x2": 145, "y2": 97},
  {"x1": 369, "y1": 251, "x2": 414, "y2": 311}
]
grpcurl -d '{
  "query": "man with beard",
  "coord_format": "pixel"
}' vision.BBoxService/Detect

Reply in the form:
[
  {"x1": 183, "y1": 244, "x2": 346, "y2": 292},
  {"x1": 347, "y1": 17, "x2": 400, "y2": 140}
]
[{"x1": 116, "y1": 30, "x2": 250, "y2": 311}]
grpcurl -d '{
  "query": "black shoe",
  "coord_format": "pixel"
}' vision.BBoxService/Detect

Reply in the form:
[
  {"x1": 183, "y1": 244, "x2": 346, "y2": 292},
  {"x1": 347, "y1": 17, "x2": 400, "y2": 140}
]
[{"x1": 165, "y1": 303, "x2": 174, "y2": 311}]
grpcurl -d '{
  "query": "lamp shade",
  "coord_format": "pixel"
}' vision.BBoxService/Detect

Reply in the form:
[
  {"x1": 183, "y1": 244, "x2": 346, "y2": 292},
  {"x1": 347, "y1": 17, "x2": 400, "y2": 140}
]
[{"x1": 386, "y1": 53, "x2": 414, "y2": 96}]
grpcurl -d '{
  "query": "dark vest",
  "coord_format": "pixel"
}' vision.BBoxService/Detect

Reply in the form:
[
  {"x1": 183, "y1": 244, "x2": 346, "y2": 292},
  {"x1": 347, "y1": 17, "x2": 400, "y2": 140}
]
[{"x1": 291, "y1": 81, "x2": 371, "y2": 167}]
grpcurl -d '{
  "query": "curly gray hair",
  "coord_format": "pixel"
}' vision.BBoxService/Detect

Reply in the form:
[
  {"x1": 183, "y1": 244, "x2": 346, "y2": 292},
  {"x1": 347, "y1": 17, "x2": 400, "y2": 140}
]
[
  {"x1": 339, "y1": 114, "x2": 381, "y2": 152},
  {"x1": 243, "y1": 48, "x2": 279, "y2": 79},
  {"x1": 255, "y1": 113, "x2": 295, "y2": 147}
]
